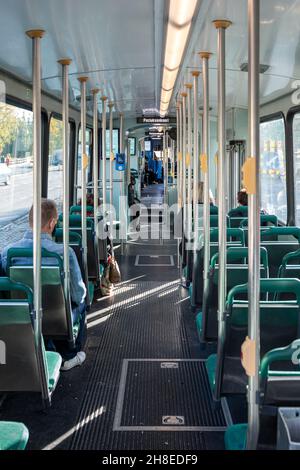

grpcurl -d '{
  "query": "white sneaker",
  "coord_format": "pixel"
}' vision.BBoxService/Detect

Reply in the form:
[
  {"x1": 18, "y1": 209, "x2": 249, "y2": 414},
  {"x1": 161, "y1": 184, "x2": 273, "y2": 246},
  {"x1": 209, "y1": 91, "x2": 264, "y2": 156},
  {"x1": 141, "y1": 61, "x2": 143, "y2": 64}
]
[{"x1": 60, "y1": 351, "x2": 86, "y2": 371}]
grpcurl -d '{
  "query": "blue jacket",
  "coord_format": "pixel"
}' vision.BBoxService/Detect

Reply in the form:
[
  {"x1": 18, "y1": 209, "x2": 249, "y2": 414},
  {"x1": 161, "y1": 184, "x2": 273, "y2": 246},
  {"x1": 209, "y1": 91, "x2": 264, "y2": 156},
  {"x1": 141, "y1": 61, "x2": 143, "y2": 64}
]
[{"x1": 1, "y1": 230, "x2": 86, "y2": 306}]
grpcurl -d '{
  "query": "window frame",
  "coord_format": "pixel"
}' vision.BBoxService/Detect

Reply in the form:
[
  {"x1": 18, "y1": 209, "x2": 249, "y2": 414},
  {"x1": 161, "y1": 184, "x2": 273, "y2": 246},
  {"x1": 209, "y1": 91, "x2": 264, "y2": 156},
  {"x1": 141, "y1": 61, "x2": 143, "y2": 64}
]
[
  {"x1": 286, "y1": 105, "x2": 300, "y2": 226},
  {"x1": 260, "y1": 111, "x2": 288, "y2": 225}
]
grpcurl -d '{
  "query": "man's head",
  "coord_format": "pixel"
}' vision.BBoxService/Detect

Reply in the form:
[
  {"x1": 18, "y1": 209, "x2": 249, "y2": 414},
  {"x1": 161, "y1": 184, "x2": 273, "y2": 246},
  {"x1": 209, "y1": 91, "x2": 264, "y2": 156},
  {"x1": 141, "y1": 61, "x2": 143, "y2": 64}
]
[
  {"x1": 29, "y1": 198, "x2": 58, "y2": 234},
  {"x1": 237, "y1": 189, "x2": 248, "y2": 206}
]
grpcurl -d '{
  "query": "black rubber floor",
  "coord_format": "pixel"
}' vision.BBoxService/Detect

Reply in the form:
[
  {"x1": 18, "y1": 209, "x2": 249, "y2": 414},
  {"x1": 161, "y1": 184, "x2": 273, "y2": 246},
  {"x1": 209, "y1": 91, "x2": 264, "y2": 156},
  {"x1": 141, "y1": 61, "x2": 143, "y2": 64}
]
[{"x1": 0, "y1": 183, "x2": 227, "y2": 451}]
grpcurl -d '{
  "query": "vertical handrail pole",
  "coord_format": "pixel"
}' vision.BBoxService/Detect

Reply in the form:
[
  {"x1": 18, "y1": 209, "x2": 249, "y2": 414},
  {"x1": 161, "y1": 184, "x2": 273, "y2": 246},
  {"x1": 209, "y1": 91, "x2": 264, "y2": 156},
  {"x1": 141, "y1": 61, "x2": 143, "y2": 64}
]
[
  {"x1": 213, "y1": 19, "x2": 232, "y2": 400},
  {"x1": 78, "y1": 76, "x2": 89, "y2": 304},
  {"x1": 26, "y1": 29, "x2": 48, "y2": 401},
  {"x1": 181, "y1": 92, "x2": 187, "y2": 265},
  {"x1": 199, "y1": 52, "x2": 212, "y2": 296},
  {"x1": 163, "y1": 129, "x2": 167, "y2": 204},
  {"x1": 119, "y1": 113, "x2": 125, "y2": 254},
  {"x1": 176, "y1": 102, "x2": 181, "y2": 268},
  {"x1": 91, "y1": 88, "x2": 100, "y2": 240},
  {"x1": 109, "y1": 102, "x2": 114, "y2": 207},
  {"x1": 247, "y1": 0, "x2": 260, "y2": 450},
  {"x1": 58, "y1": 58, "x2": 72, "y2": 307},
  {"x1": 185, "y1": 83, "x2": 193, "y2": 245},
  {"x1": 108, "y1": 102, "x2": 114, "y2": 247},
  {"x1": 192, "y1": 71, "x2": 200, "y2": 245},
  {"x1": 101, "y1": 96, "x2": 107, "y2": 214}
]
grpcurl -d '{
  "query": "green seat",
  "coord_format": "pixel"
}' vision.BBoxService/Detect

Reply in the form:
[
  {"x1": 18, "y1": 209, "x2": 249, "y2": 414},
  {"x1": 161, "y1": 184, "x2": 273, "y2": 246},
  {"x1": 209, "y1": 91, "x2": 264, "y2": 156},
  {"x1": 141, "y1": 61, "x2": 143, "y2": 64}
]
[
  {"x1": 199, "y1": 247, "x2": 269, "y2": 343},
  {"x1": 70, "y1": 205, "x2": 94, "y2": 215},
  {"x1": 7, "y1": 248, "x2": 77, "y2": 347},
  {"x1": 208, "y1": 279, "x2": 300, "y2": 402},
  {"x1": 239, "y1": 214, "x2": 278, "y2": 228},
  {"x1": 224, "y1": 424, "x2": 248, "y2": 450},
  {"x1": 228, "y1": 206, "x2": 248, "y2": 228},
  {"x1": 261, "y1": 227, "x2": 300, "y2": 277},
  {"x1": 191, "y1": 228, "x2": 245, "y2": 309},
  {"x1": 59, "y1": 213, "x2": 104, "y2": 280},
  {"x1": 0, "y1": 278, "x2": 62, "y2": 404},
  {"x1": 0, "y1": 422, "x2": 29, "y2": 450}
]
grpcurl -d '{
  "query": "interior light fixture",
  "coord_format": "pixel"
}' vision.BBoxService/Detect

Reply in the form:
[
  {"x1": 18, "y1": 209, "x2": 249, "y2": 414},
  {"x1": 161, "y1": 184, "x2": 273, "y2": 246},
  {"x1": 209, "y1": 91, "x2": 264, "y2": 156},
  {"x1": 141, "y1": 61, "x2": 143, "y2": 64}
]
[{"x1": 159, "y1": 0, "x2": 198, "y2": 116}]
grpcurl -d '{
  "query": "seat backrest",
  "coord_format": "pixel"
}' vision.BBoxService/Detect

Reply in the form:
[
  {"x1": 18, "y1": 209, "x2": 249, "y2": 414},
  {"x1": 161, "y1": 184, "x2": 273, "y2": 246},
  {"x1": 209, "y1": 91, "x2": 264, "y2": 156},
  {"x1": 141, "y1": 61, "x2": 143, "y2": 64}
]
[
  {"x1": 210, "y1": 215, "x2": 230, "y2": 228},
  {"x1": 70, "y1": 205, "x2": 94, "y2": 215},
  {"x1": 228, "y1": 206, "x2": 248, "y2": 218},
  {"x1": 220, "y1": 279, "x2": 300, "y2": 395},
  {"x1": 0, "y1": 278, "x2": 46, "y2": 392},
  {"x1": 59, "y1": 214, "x2": 99, "y2": 280},
  {"x1": 209, "y1": 228, "x2": 245, "y2": 245},
  {"x1": 260, "y1": 227, "x2": 300, "y2": 276},
  {"x1": 239, "y1": 214, "x2": 278, "y2": 228},
  {"x1": 7, "y1": 248, "x2": 74, "y2": 343}
]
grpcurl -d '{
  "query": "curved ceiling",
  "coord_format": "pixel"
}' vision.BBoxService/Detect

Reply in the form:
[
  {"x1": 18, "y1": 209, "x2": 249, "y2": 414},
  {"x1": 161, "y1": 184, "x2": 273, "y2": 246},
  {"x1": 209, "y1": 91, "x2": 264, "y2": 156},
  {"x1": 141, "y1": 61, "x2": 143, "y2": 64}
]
[
  {"x1": 0, "y1": 0, "x2": 299, "y2": 117},
  {"x1": 0, "y1": 0, "x2": 165, "y2": 117},
  {"x1": 173, "y1": 0, "x2": 300, "y2": 114}
]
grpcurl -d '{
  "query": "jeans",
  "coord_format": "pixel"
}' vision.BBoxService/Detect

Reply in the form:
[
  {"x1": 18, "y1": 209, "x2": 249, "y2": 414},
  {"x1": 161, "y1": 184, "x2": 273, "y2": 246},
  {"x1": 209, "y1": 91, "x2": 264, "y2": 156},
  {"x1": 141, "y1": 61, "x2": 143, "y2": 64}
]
[{"x1": 47, "y1": 302, "x2": 87, "y2": 360}]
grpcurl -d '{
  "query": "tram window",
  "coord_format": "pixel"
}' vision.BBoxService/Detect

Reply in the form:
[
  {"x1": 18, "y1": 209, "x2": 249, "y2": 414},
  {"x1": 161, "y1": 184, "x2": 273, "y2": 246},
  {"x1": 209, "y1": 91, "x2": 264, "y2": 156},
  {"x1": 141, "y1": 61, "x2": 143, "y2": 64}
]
[
  {"x1": 48, "y1": 117, "x2": 64, "y2": 210},
  {"x1": 105, "y1": 129, "x2": 119, "y2": 157},
  {"x1": 77, "y1": 128, "x2": 92, "y2": 200},
  {"x1": 292, "y1": 113, "x2": 300, "y2": 225},
  {"x1": 260, "y1": 117, "x2": 287, "y2": 222},
  {"x1": 0, "y1": 102, "x2": 33, "y2": 227}
]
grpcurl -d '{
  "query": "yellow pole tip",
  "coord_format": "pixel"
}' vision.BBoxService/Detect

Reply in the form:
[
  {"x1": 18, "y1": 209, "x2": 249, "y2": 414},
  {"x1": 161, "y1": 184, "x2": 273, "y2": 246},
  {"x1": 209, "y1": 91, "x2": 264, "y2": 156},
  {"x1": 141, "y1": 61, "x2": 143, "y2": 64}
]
[
  {"x1": 101, "y1": 96, "x2": 108, "y2": 101},
  {"x1": 198, "y1": 51, "x2": 212, "y2": 59},
  {"x1": 91, "y1": 88, "x2": 100, "y2": 94},
  {"x1": 185, "y1": 83, "x2": 193, "y2": 89},
  {"x1": 78, "y1": 76, "x2": 89, "y2": 83},
  {"x1": 212, "y1": 19, "x2": 232, "y2": 29},
  {"x1": 108, "y1": 102, "x2": 114, "y2": 107},
  {"x1": 181, "y1": 92, "x2": 187, "y2": 98},
  {"x1": 58, "y1": 58, "x2": 72, "y2": 66},
  {"x1": 191, "y1": 71, "x2": 201, "y2": 77},
  {"x1": 26, "y1": 29, "x2": 45, "y2": 39}
]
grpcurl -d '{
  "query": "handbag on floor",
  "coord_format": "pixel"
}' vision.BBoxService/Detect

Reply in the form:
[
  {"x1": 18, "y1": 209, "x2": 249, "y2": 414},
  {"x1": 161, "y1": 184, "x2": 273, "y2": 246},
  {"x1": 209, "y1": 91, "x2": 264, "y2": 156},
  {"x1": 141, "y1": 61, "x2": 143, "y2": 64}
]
[{"x1": 109, "y1": 257, "x2": 121, "y2": 284}]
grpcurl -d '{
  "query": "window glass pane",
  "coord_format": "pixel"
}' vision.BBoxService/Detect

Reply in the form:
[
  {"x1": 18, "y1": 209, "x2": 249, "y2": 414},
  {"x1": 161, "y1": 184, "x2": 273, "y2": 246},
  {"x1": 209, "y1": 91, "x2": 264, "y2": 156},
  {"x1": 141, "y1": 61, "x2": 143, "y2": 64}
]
[
  {"x1": 48, "y1": 117, "x2": 63, "y2": 210},
  {"x1": 293, "y1": 113, "x2": 300, "y2": 225},
  {"x1": 260, "y1": 117, "x2": 287, "y2": 222},
  {"x1": 105, "y1": 129, "x2": 119, "y2": 157},
  {"x1": 129, "y1": 137, "x2": 136, "y2": 156},
  {"x1": 77, "y1": 128, "x2": 92, "y2": 200},
  {"x1": 0, "y1": 102, "x2": 33, "y2": 228}
]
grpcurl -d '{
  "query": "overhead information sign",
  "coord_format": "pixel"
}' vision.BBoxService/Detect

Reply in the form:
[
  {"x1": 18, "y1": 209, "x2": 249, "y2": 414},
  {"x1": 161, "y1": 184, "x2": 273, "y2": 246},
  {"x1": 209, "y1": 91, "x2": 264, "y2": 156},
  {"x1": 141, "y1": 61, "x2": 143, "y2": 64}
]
[{"x1": 137, "y1": 116, "x2": 176, "y2": 124}]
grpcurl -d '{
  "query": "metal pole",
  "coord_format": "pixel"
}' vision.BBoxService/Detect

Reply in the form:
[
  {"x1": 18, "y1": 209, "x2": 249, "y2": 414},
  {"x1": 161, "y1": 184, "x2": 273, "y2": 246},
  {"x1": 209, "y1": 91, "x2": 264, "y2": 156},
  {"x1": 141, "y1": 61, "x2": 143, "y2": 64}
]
[
  {"x1": 213, "y1": 19, "x2": 232, "y2": 401},
  {"x1": 78, "y1": 76, "x2": 89, "y2": 305},
  {"x1": 26, "y1": 29, "x2": 48, "y2": 402},
  {"x1": 192, "y1": 71, "x2": 200, "y2": 245},
  {"x1": 163, "y1": 129, "x2": 167, "y2": 204},
  {"x1": 119, "y1": 113, "x2": 125, "y2": 254},
  {"x1": 109, "y1": 102, "x2": 114, "y2": 207},
  {"x1": 181, "y1": 92, "x2": 187, "y2": 247},
  {"x1": 176, "y1": 102, "x2": 181, "y2": 268},
  {"x1": 247, "y1": 0, "x2": 260, "y2": 450},
  {"x1": 185, "y1": 83, "x2": 193, "y2": 243},
  {"x1": 58, "y1": 58, "x2": 72, "y2": 310},
  {"x1": 101, "y1": 96, "x2": 107, "y2": 214},
  {"x1": 91, "y1": 88, "x2": 100, "y2": 234},
  {"x1": 199, "y1": 52, "x2": 212, "y2": 299}
]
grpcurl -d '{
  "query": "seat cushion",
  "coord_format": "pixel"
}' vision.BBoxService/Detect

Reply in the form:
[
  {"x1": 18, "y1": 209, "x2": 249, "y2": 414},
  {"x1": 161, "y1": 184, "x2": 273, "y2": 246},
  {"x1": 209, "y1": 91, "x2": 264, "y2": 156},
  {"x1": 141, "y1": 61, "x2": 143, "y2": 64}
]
[
  {"x1": 0, "y1": 422, "x2": 29, "y2": 450},
  {"x1": 196, "y1": 311, "x2": 203, "y2": 336},
  {"x1": 224, "y1": 423, "x2": 248, "y2": 450},
  {"x1": 205, "y1": 354, "x2": 217, "y2": 394},
  {"x1": 46, "y1": 351, "x2": 62, "y2": 391},
  {"x1": 88, "y1": 281, "x2": 94, "y2": 304}
]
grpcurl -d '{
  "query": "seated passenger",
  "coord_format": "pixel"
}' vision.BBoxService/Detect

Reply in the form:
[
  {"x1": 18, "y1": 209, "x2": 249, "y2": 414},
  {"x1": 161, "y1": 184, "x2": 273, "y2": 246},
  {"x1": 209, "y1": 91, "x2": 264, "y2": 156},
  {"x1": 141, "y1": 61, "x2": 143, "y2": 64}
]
[{"x1": 1, "y1": 199, "x2": 87, "y2": 371}]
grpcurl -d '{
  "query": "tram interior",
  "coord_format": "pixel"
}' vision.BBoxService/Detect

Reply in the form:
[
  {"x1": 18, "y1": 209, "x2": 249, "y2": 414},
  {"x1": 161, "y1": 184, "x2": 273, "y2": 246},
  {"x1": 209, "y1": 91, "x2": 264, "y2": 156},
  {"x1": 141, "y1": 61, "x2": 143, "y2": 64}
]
[{"x1": 1, "y1": 0, "x2": 300, "y2": 453}]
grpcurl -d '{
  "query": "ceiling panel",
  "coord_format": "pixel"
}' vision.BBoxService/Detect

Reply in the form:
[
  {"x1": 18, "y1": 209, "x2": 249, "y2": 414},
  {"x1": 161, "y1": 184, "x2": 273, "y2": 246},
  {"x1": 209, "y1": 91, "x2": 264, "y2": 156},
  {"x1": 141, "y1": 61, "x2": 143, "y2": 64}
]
[{"x1": 0, "y1": 0, "x2": 164, "y2": 116}]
